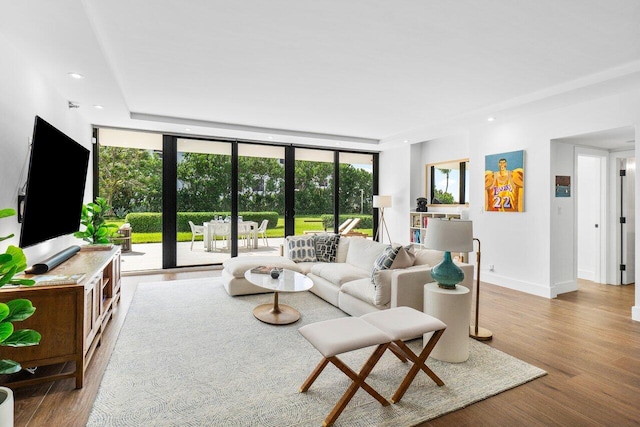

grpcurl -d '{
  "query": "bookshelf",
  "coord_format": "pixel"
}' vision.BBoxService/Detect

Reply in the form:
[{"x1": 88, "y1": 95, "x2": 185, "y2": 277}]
[{"x1": 409, "y1": 211, "x2": 462, "y2": 248}]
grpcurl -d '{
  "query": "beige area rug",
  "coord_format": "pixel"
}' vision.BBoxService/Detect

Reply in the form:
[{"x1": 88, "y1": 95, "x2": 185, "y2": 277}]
[{"x1": 87, "y1": 278, "x2": 546, "y2": 426}]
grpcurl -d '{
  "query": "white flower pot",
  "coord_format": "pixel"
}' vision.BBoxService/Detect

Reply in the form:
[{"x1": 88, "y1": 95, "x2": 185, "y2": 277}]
[{"x1": 0, "y1": 386, "x2": 14, "y2": 427}]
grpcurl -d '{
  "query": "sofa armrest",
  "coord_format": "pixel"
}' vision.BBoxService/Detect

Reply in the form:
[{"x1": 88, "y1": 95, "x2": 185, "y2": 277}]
[{"x1": 390, "y1": 263, "x2": 474, "y2": 311}]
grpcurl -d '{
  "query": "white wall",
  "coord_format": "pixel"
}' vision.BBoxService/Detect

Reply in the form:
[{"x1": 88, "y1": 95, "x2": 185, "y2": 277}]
[
  {"x1": 0, "y1": 34, "x2": 93, "y2": 266},
  {"x1": 379, "y1": 145, "x2": 412, "y2": 246},
  {"x1": 386, "y1": 88, "x2": 640, "y2": 321}
]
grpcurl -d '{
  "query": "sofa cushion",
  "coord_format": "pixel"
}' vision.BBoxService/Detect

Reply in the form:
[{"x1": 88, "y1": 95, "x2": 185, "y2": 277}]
[
  {"x1": 335, "y1": 237, "x2": 350, "y2": 263},
  {"x1": 370, "y1": 245, "x2": 415, "y2": 306},
  {"x1": 340, "y1": 278, "x2": 379, "y2": 307},
  {"x1": 286, "y1": 235, "x2": 317, "y2": 262},
  {"x1": 372, "y1": 269, "x2": 395, "y2": 306},
  {"x1": 413, "y1": 248, "x2": 444, "y2": 266},
  {"x1": 310, "y1": 262, "x2": 370, "y2": 286},
  {"x1": 345, "y1": 238, "x2": 389, "y2": 271},
  {"x1": 314, "y1": 233, "x2": 340, "y2": 262},
  {"x1": 222, "y1": 256, "x2": 300, "y2": 278}
]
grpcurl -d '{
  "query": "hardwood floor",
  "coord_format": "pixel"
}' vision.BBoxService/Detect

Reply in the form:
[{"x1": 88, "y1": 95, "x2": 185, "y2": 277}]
[{"x1": 10, "y1": 273, "x2": 640, "y2": 427}]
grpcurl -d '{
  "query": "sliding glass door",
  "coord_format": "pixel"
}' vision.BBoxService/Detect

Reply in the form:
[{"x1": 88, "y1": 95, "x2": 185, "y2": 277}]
[
  {"x1": 238, "y1": 143, "x2": 286, "y2": 251},
  {"x1": 97, "y1": 127, "x2": 378, "y2": 271},
  {"x1": 294, "y1": 148, "x2": 334, "y2": 236},
  {"x1": 176, "y1": 138, "x2": 232, "y2": 267}
]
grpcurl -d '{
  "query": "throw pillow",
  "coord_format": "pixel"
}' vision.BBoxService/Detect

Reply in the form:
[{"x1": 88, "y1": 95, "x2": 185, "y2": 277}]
[
  {"x1": 370, "y1": 245, "x2": 398, "y2": 282},
  {"x1": 390, "y1": 245, "x2": 416, "y2": 269},
  {"x1": 314, "y1": 233, "x2": 340, "y2": 263},
  {"x1": 372, "y1": 269, "x2": 394, "y2": 306},
  {"x1": 286, "y1": 235, "x2": 317, "y2": 262},
  {"x1": 371, "y1": 245, "x2": 415, "y2": 305}
]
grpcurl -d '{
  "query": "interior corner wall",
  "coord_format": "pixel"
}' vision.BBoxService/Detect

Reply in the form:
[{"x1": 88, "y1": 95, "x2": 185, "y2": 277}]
[
  {"x1": 551, "y1": 142, "x2": 577, "y2": 294},
  {"x1": 379, "y1": 145, "x2": 412, "y2": 245},
  {"x1": 0, "y1": 34, "x2": 93, "y2": 265}
]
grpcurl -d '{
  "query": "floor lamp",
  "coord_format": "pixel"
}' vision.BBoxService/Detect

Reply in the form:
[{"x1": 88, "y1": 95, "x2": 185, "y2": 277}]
[
  {"x1": 373, "y1": 195, "x2": 392, "y2": 243},
  {"x1": 470, "y1": 237, "x2": 493, "y2": 341}
]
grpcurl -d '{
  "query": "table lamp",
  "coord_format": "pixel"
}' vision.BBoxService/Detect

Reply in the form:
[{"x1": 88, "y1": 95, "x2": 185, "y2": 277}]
[
  {"x1": 372, "y1": 195, "x2": 392, "y2": 243},
  {"x1": 423, "y1": 219, "x2": 473, "y2": 289}
]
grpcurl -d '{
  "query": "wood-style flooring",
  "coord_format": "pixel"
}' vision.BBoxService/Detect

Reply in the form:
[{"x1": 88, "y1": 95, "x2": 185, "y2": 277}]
[{"x1": 10, "y1": 271, "x2": 640, "y2": 427}]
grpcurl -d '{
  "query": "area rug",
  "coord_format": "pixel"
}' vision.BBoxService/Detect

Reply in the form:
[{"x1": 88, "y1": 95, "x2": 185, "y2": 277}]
[{"x1": 87, "y1": 278, "x2": 546, "y2": 426}]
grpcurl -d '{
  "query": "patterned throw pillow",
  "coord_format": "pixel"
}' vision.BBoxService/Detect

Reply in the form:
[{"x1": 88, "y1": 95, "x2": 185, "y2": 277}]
[
  {"x1": 314, "y1": 233, "x2": 340, "y2": 263},
  {"x1": 370, "y1": 245, "x2": 398, "y2": 282},
  {"x1": 286, "y1": 235, "x2": 317, "y2": 262}
]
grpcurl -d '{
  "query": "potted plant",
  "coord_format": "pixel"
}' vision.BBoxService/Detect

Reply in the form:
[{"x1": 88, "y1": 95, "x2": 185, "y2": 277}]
[
  {"x1": 0, "y1": 208, "x2": 42, "y2": 426},
  {"x1": 74, "y1": 197, "x2": 119, "y2": 246}
]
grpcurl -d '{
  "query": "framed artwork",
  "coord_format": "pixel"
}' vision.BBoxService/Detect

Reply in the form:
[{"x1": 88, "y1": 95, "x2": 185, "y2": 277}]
[
  {"x1": 555, "y1": 176, "x2": 571, "y2": 197},
  {"x1": 485, "y1": 150, "x2": 525, "y2": 212}
]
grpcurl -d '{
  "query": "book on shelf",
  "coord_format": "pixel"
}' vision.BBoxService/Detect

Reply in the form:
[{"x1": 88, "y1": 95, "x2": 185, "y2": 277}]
[
  {"x1": 250, "y1": 266, "x2": 282, "y2": 274},
  {"x1": 25, "y1": 273, "x2": 87, "y2": 286}
]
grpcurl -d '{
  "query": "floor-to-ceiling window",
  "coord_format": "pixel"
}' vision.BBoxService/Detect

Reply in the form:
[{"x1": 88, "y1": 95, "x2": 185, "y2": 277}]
[
  {"x1": 96, "y1": 128, "x2": 164, "y2": 272},
  {"x1": 294, "y1": 148, "x2": 334, "y2": 235},
  {"x1": 238, "y1": 143, "x2": 286, "y2": 250},
  {"x1": 97, "y1": 127, "x2": 378, "y2": 272},
  {"x1": 176, "y1": 138, "x2": 232, "y2": 267},
  {"x1": 338, "y1": 152, "x2": 374, "y2": 237}
]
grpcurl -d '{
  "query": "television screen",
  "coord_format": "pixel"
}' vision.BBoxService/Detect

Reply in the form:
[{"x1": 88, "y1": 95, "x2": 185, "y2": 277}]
[{"x1": 19, "y1": 116, "x2": 90, "y2": 248}]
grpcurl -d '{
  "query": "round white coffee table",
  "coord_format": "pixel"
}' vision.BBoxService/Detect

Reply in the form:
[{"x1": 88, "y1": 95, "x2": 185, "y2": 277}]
[{"x1": 244, "y1": 269, "x2": 313, "y2": 325}]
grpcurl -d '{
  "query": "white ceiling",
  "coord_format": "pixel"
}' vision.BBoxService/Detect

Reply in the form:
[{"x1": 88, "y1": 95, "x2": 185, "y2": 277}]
[{"x1": 1, "y1": 0, "x2": 639, "y2": 150}]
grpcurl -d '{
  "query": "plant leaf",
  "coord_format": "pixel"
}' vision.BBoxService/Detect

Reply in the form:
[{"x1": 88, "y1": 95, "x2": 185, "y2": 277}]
[
  {"x1": 0, "y1": 303, "x2": 8, "y2": 322},
  {"x1": 0, "y1": 321, "x2": 13, "y2": 343},
  {"x1": 0, "y1": 265, "x2": 18, "y2": 287},
  {"x1": 0, "y1": 359, "x2": 21, "y2": 375},
  {"x1": 2, "y1": 329, "x2": 42, "y2": 346},
  {"x1": 5, "y1": 299, "x2": 36, "y2": 322},
  {"x1": 0, "y1": 208, "x2": 16, "y2": 219}
]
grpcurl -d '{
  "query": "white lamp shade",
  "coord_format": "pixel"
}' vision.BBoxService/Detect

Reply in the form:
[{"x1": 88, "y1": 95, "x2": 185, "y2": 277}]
[
  {"x1": 373, "y1": 195, "x2": 392, "y2": 208},
  {"x1": 423, "y1": 219, "x2": 473, "y2": 252}
]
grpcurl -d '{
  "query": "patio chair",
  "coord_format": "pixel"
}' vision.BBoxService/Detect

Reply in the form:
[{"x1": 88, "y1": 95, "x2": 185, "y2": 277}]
[
  {"x1": 337, "y1": 218, "x2": 353, "y2": 233},
  {"x1": 188, "y1": 221, "x2": 205, "y2": 250},
  {"x1": 256, "y1": 219, "x2": 269, "y2": 247},
  {"x1": 341, "y1": 218, "x2": 368, "y2": 238}
]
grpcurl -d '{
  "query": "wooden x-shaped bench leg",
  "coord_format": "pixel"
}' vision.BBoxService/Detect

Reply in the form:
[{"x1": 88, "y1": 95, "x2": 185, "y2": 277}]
[
  {"x1": 391, "y1": 328, "x2": 445, "y2": 403},
  {"x1": 300, "y1": 343, "x2": 390, "y2": 427}
]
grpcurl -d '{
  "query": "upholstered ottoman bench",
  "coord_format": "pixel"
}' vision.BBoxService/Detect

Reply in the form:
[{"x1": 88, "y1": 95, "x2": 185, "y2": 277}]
[
  {"x1": 298, "y1": 307, "x2": 447, "y2": 426},
  {"x1": 221, "y1": 256, "x2": 302, "y2": 296}
]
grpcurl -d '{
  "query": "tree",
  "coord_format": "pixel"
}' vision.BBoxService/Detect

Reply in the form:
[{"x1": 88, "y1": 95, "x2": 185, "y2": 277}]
[{"x1": 99, "y1": 146, "x2": 162, "y2": 216}]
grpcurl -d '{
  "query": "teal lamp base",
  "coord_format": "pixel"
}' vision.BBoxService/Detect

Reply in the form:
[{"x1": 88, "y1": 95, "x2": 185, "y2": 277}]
[{"x1": 431, "y1": 251, "x2": 464, "y2": 290}]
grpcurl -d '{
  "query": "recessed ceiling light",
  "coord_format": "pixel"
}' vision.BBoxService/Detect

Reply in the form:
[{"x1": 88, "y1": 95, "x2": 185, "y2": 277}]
[
  {"x1": 185, "y1": 128, "x2": 191, "y2": 132},
  {"x1": 68, "y1": 72, "x2": 84, "y2": 79},
  {"x1": 487, "y1": 117, "x2": 496, "y2": 122},
  {"x1": 335, "y1": 142, "x2": 340, "y2": 146},
  {"x1": 403, "y1": 140, "x2": 409, "y2": 144},
  {"x1": 93, "y1": 105, "x2": 103, "y2": 109},
  {"x1": 267, "y1": 136, "x2": 273, "y2": 140}
]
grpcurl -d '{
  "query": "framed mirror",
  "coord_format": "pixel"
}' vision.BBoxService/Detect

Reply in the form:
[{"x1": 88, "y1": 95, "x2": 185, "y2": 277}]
[{"x1": 425, "y1": 159, "x2": 469, "y2": 205}]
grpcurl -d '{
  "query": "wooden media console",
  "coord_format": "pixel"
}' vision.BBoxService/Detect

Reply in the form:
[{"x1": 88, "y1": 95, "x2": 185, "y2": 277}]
[{"x1": 0, "y1": 246, "x2": 121, "y2": 389}]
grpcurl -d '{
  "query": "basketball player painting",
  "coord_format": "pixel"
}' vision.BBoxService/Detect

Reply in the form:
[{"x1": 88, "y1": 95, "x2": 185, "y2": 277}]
[{"x1": 485, "y1": 157, "x2": 524, "y2": 212}]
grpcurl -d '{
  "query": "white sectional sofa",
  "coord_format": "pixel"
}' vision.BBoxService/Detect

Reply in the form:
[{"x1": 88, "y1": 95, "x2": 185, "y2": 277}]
[{"x1": 221, "y1": 234, "x2": 474, "y2": 317}]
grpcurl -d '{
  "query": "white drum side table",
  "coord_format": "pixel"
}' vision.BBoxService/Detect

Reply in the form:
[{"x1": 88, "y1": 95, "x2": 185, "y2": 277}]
[{"x1": 424, "y1": 282, "x2": 471, "y2": 363}]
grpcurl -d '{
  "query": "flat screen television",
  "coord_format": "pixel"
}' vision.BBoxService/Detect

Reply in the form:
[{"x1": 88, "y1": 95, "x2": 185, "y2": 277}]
[{"x1": 19, "y1": 116, "x2": 90, "y2": 248}]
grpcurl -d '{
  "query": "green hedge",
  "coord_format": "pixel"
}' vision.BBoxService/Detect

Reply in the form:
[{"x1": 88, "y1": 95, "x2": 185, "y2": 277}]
[{"x1": 125, "y1": 212, "x2": 280, "y2": 233}]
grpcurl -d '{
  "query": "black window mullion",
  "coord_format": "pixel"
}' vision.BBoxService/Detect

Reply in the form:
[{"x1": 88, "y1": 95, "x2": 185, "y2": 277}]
[{"x1": 162, "y1": 134, "x2": 177, "y2": 269}]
